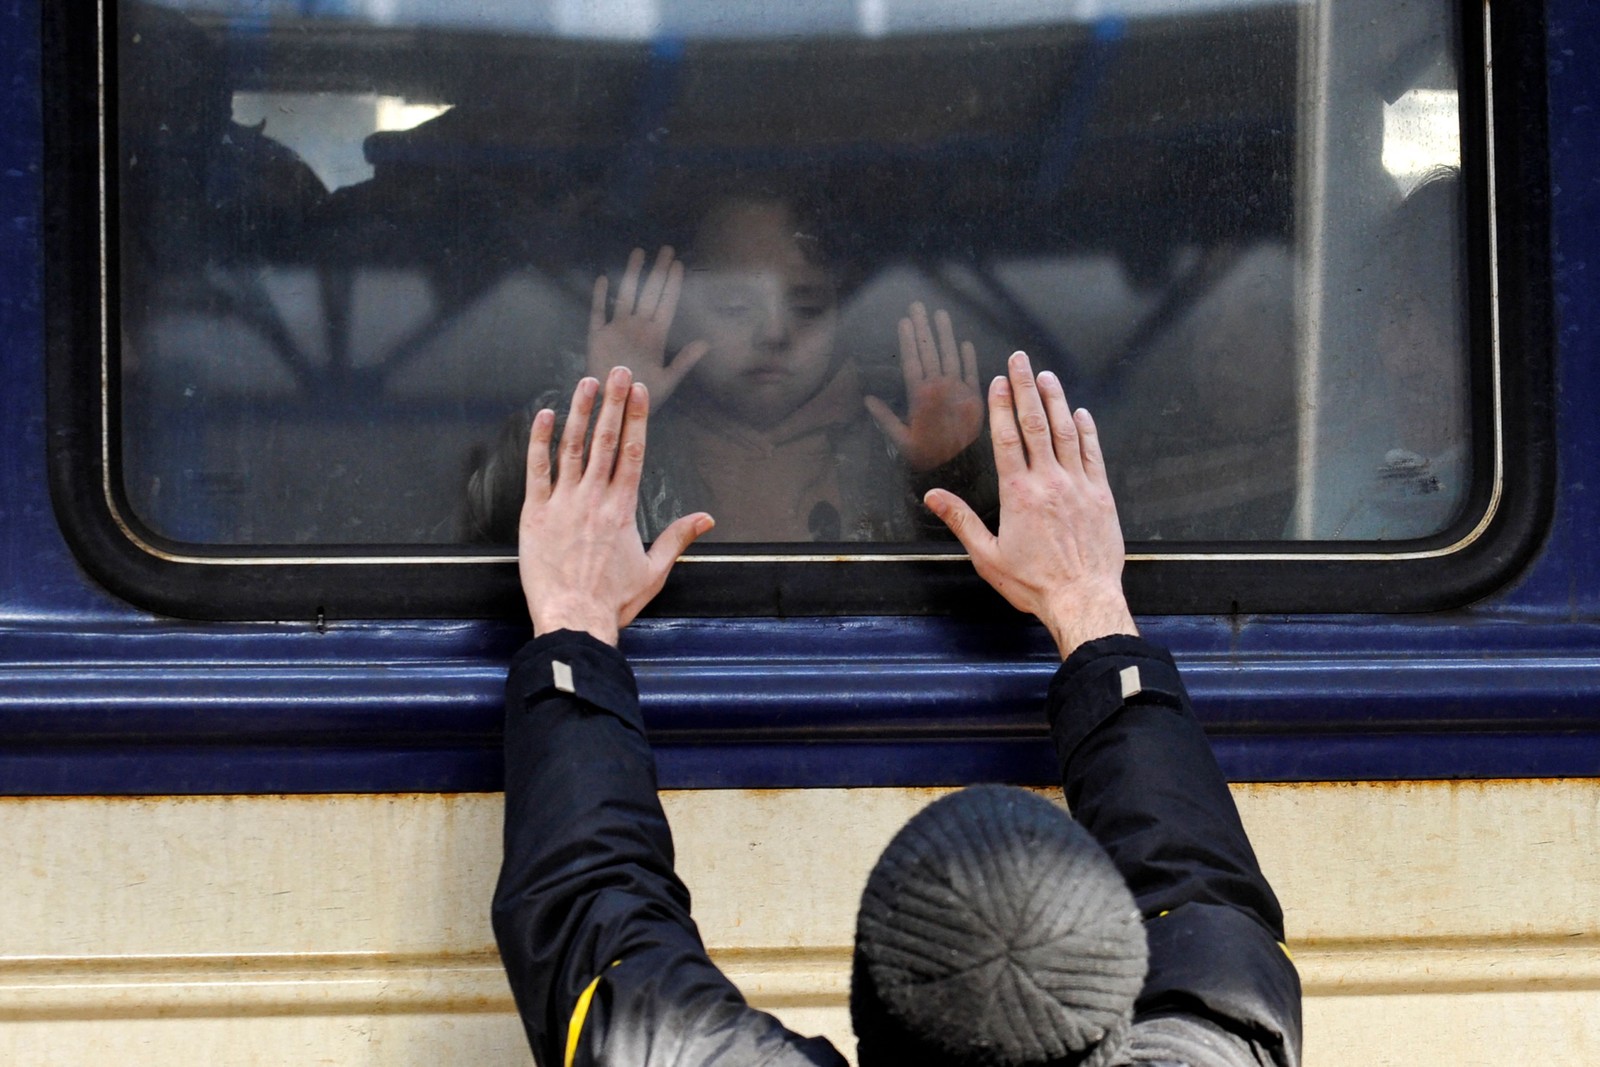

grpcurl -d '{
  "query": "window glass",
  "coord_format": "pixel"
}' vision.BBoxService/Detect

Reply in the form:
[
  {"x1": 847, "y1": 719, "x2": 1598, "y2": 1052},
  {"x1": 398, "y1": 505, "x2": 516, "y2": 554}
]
[{"x1": 115, "y1": 0, "x2": 1473, "y2": 548}]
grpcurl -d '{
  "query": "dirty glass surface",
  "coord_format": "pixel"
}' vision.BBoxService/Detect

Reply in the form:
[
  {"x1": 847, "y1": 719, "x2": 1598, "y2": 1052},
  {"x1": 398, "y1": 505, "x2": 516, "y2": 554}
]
[{"x1": 115, "y1": 0, "x2": 1472, "y2": 547}]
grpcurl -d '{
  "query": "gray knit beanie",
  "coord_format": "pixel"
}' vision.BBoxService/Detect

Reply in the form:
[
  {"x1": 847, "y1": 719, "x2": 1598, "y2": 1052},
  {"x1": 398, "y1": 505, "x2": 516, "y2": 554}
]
[{"x1": 852, "y1": 785, "x2": 1148, "y2": 1067}]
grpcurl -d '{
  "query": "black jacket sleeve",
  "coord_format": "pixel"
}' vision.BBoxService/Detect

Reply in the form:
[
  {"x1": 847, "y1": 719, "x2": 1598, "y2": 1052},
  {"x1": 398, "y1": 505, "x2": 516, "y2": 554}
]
[
  {"x1": 491, "y1": 630, "x2": 846, "y2": 1067},
  {"x1": 1047, "y1": 635, "x2": 1303, "y2": 1067}
]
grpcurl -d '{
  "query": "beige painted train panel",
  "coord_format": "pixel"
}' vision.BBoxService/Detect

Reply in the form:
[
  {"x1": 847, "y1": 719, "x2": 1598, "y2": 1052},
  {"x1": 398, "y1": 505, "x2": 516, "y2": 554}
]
[{"x1": 2, "y1": 781, "x2": 1597, "y2": 1065}]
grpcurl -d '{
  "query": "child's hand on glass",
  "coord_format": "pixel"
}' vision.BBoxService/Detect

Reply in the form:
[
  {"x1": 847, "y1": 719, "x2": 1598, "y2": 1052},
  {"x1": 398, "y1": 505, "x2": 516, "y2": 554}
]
[
  {"x1": 587, "y1": 247, "x2": 708, "y2": 407},
  {"x1": 865, "y1": 302, "x2": 984, "y2": 472}
]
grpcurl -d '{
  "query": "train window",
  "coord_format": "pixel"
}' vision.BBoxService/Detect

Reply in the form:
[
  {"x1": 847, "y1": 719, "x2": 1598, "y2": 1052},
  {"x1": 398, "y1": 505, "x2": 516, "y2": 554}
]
[{"x1": 45, "y1": 1, "x2": 1549, "y2": 617}]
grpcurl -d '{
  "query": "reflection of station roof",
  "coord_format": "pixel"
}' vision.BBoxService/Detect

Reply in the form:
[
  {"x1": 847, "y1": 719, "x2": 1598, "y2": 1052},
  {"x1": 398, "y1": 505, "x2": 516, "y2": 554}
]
[
  {"x1": 161, "y1": 0, "x2": 1303, "y2": 40},
  {"x1": 178, "y1": 1, "x2": 1298, "y2": 261}
]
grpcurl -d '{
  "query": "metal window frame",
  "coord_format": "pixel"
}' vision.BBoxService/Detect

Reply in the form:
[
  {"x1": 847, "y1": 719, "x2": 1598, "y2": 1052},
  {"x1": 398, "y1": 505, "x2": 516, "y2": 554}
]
[{"x1": 44, "y1": 0, "x2": 1553, "y2": 622}]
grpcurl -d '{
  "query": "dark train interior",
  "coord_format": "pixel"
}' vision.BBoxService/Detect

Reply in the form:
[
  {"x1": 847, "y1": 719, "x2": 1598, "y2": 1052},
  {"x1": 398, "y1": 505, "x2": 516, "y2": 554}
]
[{"x1": 114, "y1": 1, "x2": 1305, "y2": 548}]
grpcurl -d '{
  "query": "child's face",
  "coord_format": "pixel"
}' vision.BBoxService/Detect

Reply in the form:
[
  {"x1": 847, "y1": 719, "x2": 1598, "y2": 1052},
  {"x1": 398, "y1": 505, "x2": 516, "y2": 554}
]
[{"x1": 677, "y1": 201, "x2": 840, "y2": 427}]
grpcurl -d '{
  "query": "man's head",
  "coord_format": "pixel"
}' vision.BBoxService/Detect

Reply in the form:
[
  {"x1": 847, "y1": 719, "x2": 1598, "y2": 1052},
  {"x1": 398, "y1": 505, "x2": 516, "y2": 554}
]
[
  {"x1": 673, "y1": 194, "x2": 843, "y2": 427},
  {"x1": 852, "y1": 785, "x2": 1148, "y2": 1067}
]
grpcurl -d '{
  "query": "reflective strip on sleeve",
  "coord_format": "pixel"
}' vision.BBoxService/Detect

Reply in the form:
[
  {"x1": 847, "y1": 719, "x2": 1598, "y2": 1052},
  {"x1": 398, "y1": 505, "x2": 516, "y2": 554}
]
[
  {"x1": 564, "y1": 964, "x2": 615, "y2": 1067},
  {"x1": 552, "y1": 660, "x2": 576, "y2": 694}
]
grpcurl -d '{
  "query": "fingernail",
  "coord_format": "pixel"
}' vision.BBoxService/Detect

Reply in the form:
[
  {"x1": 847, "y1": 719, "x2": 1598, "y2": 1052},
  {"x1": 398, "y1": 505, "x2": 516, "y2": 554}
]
[
  {"x1": 1009, "y1": 350, "x2": 1030, "y2": 369},
  {"x1": 1038, "y1": 370, "x2": 1058, "y2": 387},
  {"x1": 992, "y1": 376, "x2": 1010, "y2": 395}
]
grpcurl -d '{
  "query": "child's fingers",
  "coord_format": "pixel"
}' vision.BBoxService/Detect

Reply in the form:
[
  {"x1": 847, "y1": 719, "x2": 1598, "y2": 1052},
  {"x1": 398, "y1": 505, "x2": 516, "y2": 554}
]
[
  {"x1": 897, "y1": 316, "x2": 925, "y2": 388},
  {"x1": 864, "y1": 394, "x2": 912, "y2": 451},
  {"x1": 934, "y1": 309, "x2": 960, "y2": 378},
  {"x1": 589, "y1": 275, "x2": 609, "y2": 335},
  {"x1": 664, "y1": 340, "x2": 709, "y2": 390},
  {"x1": 557, "y1": 377, "x2": 599, "y2": 484},
  {"x1": 1036, "y1": 370, "x2": 1081, "y2": 474},
  {"x1": 637, "y1": 246, "x2": 674, "y2": 317},
  {"x1": 657, "y1": 259, "x2": 686, "y2": 328},
  {"x1": 615, "y1": 247, "x2": 646, "y2": 315},
  {"x1": 910, "y1": 302, "x2": 939, "y2": 379},
  {"x1": 960, "y1": 340, "x2": 978, "y2": 389}
]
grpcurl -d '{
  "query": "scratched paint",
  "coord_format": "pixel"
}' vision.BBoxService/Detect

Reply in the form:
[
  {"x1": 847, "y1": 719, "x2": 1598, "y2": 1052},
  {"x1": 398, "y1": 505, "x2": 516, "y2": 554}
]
[{"x1": 2, "y1": 783, "x2": 1599, "y2": 1065}]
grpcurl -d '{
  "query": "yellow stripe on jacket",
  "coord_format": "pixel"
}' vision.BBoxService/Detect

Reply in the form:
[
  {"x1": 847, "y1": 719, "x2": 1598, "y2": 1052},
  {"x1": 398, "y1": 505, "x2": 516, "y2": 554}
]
[{"x1": 565, "y1": 962, "x2": 619, "y2": 1067}]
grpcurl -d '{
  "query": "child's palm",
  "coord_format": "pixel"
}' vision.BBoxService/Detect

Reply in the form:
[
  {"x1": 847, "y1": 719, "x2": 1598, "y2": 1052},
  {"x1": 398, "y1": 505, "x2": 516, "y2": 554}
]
[
  {"x1": 896, "y1": 376, "x2": 985, "y2": 471},
  {"x1": 587, "y1": 246, "x2": 707, "y2": 405},
  {"x1": 866, "y1": 302, "x2": 984, "y2": 472}
]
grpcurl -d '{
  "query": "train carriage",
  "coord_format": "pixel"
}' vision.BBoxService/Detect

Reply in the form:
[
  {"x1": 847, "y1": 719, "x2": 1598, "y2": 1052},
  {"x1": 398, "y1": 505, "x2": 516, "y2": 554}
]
[{"x1": 2, "y1": 0, "x2": 1598, "y2": 1063}]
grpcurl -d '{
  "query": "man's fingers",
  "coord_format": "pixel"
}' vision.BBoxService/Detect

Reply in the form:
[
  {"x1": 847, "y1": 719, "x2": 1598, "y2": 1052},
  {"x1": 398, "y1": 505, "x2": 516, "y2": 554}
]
[
  {"x1": 1007, "y1": 351, "x2": 1052, "y2": 465},
  {"x1": 1076, "y1": 407, "x2": 1110, "y2": 485},
  {"x1": 615, "y1": 247, "x2": 646, "y2": 314},
  {"x1": 645, "y1": 513, "x2": 715, "y2": 584},
  {"x1": 614, "y1": 381, "x2": 650, "y2": 495},
  {"x1": 523, "y1": 408, "x2": 556, "y2": 505},
  {"x1": 924, "y1": 489, "x2": 998, "y2": 567},
  {"x1": 934, "y1": 308, "x2": 960, "y2": 378},
  {"x1": 557, "y1": 377, "x2": 598, "y2": 484},
  {"x1": 637, "y1": 246, "x2": 674, "y2": 317},
  {"x1": 584, "y1": 367, "x2": 632, "y2": 484},
  {"x1": 1037, "y1": 370, "x2": 1081, "y2": 474},
  {"x1": 864, "y1": 395, "x2": 912, "y2": 451},
  {"x1": 620, "y1": 512, "x2": 714, "y2": 629},
  {"x1": 589, "y1": 275, "x2": 609, "y2": 335},
  {"x1": 897, "y1": 316, "x2": 925, "y2": 388},
  {"x1": 987, "y1": 373, "x2": 1026, "y2": 479}
]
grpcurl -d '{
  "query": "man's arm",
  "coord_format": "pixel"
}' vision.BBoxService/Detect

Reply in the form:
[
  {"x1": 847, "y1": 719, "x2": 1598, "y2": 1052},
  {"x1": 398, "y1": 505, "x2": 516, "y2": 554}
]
[
  {"x1": 494, "y1": 369, "x2": 844, "y2": 1067},
  {"x1": 1048, "y1": 636, "x2": 1301, "y2": 1067},
  {"x1": 928, "y1": 352, "x2": 1302, "y2": 1067}
]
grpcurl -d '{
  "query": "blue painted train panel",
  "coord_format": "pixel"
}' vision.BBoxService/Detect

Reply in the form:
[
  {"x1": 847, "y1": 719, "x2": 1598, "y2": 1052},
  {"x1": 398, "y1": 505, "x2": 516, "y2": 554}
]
[
  {"x1": 2, "y1": 0, "x2": 1599, "y2": 793},
  {"x1": 1517, "y1": 2, "x2": 1600, "y2": 616}
]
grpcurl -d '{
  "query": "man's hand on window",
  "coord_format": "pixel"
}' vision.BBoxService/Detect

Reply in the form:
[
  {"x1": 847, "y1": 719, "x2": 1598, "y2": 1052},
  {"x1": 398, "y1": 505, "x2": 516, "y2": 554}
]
[
  {"x1": 518, "y1": 367, "x2": 714, "y2": 646},
  {"x1": 925, "y1": 351, "x2": 1137, "y2": 660}
]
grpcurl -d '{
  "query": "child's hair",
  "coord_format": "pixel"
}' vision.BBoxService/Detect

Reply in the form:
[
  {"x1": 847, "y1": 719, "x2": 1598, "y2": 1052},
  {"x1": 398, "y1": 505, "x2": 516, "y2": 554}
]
[
  {"x1": 461, "y1": 401, "x2": 543, "y2": 545},
  {"x1": 666, "y1": 173, "x2": 864, "y2": 295}
]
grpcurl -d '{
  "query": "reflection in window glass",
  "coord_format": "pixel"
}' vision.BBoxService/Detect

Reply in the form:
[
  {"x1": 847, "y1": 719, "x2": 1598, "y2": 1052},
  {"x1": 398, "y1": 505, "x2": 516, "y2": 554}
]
[{"x1": 114, "y1": 0, "x2": 1472, "y2": 546}]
